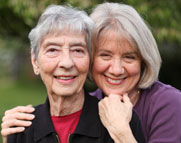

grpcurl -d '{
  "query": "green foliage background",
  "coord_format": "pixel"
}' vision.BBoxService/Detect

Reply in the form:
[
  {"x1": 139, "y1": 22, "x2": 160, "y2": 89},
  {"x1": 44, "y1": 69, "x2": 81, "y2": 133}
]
[{"x1": 0, "y1": 0, "x2": 180, "y2": 142}]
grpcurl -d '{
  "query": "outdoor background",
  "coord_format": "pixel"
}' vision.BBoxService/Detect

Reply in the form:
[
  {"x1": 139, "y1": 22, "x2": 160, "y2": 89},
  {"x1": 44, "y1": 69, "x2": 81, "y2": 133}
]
[{"x1": 0, "y1": 0, "x2": 180, "y2": 142}]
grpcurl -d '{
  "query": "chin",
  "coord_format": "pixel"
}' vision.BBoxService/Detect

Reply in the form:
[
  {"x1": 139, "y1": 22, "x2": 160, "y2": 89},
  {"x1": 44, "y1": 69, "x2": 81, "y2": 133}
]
[
  {"x1": 104, "y1": 89, "x2": 125, "y2": 96},
  {"x1": 52, "y1": 89, "x2": 74, "y2": 97}
]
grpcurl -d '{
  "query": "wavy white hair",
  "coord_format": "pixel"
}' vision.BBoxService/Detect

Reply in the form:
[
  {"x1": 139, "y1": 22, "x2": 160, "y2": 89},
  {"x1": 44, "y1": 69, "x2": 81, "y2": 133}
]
[
  {"x1": 90, "y1": 2, "x2": 162, "y2": 88},
  {"x1": 29, "y1": 5, "x2": 94, "y2": 58}
]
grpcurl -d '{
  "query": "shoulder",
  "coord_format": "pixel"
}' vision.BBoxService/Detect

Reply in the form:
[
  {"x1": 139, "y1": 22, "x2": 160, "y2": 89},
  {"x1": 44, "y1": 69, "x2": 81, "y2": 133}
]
[
  {"x1": 143, "y1": 81, "x2": 181, "y2": 106},
  {"x1": 137, "y1": 81, "x2": 181, "y2": 142},
  {"x1": 140, "y1": 81, "x2": 181, "y2": 118},
  {"x1": 34, "y1": 103, "x2": 46, "y2": 114},
  {"x1": 136, "y1": 81, "x2": 181, "y2": 114},
  {"x1": 7, "y1": 103, "x2": 44, "y2": 143}
]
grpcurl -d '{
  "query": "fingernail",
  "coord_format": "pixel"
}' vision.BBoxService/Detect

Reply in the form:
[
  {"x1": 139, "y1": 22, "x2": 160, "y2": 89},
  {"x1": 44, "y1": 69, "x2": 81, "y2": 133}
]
[
  {"x1": 20, "y1": 127, "x2": 25, "y2": 131},
  {"x1": 29, "y1": 107, "x2": 35, "y2": 112},
  {"x1": 27, "y1": 122, "x2": 32, "y2": 125},
  {"x1": 31, "y1": 114, "x2": 35, "y2": 118}
]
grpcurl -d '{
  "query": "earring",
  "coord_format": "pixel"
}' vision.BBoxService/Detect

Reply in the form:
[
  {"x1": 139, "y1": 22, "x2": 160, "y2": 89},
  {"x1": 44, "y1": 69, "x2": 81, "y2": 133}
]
[{"x1": 35, "y1": 69, "x2": 39, "y2": 75}]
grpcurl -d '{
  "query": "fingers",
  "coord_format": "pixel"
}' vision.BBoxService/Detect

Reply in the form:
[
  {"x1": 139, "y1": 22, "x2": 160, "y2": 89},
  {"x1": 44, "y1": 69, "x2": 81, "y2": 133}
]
[
  {"x1": 5, "y1": 105, "x2": 35, "y2": 116},
  {"x1": 1, "y1": 127, "x2": 25, "y2": 137},
  {"x1": 123, "y1": 93, "x2": 132, "y2": 103},
  {"x1": 108, "y1": 93, "x2": 122, "y2": 100},
  {"x1": 3, "y1": 105, "x2": 35, "y2": 121},
  {"x1": 1, "y1": 105, "x2": 35, "y2": 137},
  {"x1": 1, "y1": 118, "x2": 32, "y2": 129},
  {"x1": 2, "y1": 112, "x2": 35, "y2": 122},
  {"x1": 100, "y1": 93, "x2": 133, "y2": 122},
  {"x1": 105, "y1": 93, "x2": 133, "y2": 108}
]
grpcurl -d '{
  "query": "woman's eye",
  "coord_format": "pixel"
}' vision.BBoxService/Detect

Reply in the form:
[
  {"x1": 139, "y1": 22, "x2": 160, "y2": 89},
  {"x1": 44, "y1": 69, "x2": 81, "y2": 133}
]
[
  {"x1": 75, "y1": 49, "x2": 84, "y2": 53},
  {"x1": 124, "y1": 54, "x2": 138, "y2": 63},
  {"x1": 45, "y1": 47, "x2": 60, "y2": 57},
  {"x1": 71, "y1": 48, "x2": 85, "y2": 57},
  {"x1": 47, "y1": 48, "x2": 57, "y2": 52},
  {"x1": 125, "y1": 55, "x2": 135, "y2": 59},
  {"x1": 100, "y1": 53, "x2": 109, "y2": 56},
  {"x1": 99, "y1": 53, "x2": 111, "y2": 60}
]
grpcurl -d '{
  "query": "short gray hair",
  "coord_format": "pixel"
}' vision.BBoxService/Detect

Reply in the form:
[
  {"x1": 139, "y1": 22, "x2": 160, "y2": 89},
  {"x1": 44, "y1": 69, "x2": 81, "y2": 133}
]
[
  {"x1": 90, "y1": 2, "x2": 162, "y2": 88},
  {"x1": 29, "y1": 4, "x2": 94, "y2": 58}
]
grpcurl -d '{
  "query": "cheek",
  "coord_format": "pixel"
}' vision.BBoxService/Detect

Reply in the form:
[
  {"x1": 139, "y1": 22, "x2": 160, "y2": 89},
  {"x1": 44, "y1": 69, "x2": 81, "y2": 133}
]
[
  {"x1": 92, "y1": 58, "x2": 109, "y2": 74},
  {"x1": 127, "y1": 63, "x2": 141, "y2": 77},
  {"x1": 74, "y1": 58, "x2": 90, "y2": 73},
  {"x1": 39, "y1": 58, "x2": 58, "y2": 73}
]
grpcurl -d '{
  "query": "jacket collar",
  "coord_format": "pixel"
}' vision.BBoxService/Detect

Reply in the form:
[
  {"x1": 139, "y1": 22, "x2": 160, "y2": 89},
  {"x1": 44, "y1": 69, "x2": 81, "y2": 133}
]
[
  {"x1": 73, "y1": 90, "x2": 102, "y2": 137},
  {"x1": 33, "y1": 90, "x2": 102, "y2": 142},
  {"x1": 33, "y1": 98, "x2": 56, "y2": 142}
]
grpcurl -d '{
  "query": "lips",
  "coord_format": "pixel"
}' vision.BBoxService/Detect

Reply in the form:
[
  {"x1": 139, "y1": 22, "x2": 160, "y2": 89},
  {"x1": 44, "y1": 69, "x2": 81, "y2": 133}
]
[
  {"x1": 54, "y1": 75, "x2": 77, "y2": 83},
  {"x1": 55, "y1": 76, "x2": 76, "y2": 80},
  {"x1": 105, "y1": 75, "x2": 126, "y2": 85}
]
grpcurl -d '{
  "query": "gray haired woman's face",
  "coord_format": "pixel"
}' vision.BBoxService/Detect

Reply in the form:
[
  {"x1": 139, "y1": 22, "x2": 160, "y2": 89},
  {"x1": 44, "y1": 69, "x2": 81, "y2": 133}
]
[
  {"x1": 31, "y1": 30, "x2": 90, "y2": 97},
  {"x1": 92, "y1": 30, "x2": 141, "y2": 97}
]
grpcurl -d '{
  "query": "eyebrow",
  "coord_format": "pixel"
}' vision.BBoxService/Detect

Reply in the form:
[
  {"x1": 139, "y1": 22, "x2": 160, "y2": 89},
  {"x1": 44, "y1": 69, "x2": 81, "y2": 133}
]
[
  {"x1": 97, "y1": 49, "x2": 112, "y2": 53},
  {"x1": 42, "y1": 42, "x2": 60, "y2": 48},
  {"x1": 42, "y1": 41, "x2": 87, "y2": 48},
  {"x1": 69, "y1": 42, "x2": 87, "y2": 48},
  {"x1": 124, "y1": 51, "x2": 138, "y2": 54},
  {"x1": 97, "y1": 49, "x2": 139, "y2": 56}
]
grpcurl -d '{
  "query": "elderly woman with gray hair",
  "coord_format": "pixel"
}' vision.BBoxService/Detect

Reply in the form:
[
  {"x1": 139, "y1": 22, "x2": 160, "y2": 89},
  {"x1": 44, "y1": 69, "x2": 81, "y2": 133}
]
[{"x1": 1, "y1": 3, "x2": 145, "y2": 143}]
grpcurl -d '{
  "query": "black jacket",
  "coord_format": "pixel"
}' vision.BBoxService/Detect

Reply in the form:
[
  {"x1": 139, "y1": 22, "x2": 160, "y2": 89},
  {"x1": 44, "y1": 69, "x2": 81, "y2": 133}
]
[{"x1": 8, "y1": 91, "x2": 145, "y2": 143}]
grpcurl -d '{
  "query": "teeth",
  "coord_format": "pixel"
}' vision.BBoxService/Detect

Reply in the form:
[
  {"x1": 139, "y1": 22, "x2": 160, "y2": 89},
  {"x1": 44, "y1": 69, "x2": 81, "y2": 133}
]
[
  {"x1": 56, "y1": 76, "x2": 74, "y2": 80},
  {"x1": 107, "y1": 77, "x2": 123, "y2": 84}
]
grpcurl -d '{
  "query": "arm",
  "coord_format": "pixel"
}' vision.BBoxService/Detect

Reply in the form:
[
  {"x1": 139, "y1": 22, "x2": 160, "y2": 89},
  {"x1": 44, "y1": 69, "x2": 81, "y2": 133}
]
[
  {"x1": 1, "y1": 105, "x2": 35, "y2": 143},
  {"x1": 145, "y1": 88, "x2": 181, "y2": 142},
  {"x1": 98, "y1": 93, "x2": 138, "y2": 143}
]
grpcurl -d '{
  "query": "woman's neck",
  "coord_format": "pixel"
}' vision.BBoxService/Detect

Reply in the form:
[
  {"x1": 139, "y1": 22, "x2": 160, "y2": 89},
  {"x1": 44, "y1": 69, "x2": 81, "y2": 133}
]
[
  {"x1": 129, "y1": 88, "x2": 140, "y2": 106},
  {"x1": 48, "y1": 90, "x2": 85, "y2": 116}
]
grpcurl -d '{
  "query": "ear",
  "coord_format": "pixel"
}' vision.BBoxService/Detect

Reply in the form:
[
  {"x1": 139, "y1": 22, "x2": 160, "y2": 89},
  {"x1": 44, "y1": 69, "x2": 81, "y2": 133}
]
[{"x1": 31, "y1": 53, "x2": 39, "y2": 75}]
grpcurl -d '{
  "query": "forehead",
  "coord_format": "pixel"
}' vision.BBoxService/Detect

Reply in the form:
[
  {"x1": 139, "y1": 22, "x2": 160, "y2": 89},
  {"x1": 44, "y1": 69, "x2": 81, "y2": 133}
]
[
  {"x1": 41, "y1": 29, "x2": 87, "y2": 45},
  {"x1": 97, "y1": 30, "x2": 137, "y2": 52}
]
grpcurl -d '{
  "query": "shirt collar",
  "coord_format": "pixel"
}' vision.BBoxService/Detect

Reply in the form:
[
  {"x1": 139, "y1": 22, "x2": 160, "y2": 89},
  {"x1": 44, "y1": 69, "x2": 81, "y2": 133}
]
[{"x1": 33, "y1": 90, "x2": 102, "y2": 141}]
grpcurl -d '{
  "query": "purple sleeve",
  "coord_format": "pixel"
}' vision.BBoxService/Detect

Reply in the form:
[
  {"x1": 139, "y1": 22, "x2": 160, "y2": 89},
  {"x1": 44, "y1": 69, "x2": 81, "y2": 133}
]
[
  {"x1": 89, "y1": 88, "x2": 103, "y2": 100},
  {"x1": 149, "y1": 90, "x2": 181, "y2": 142},
  {"x1": 136, "y1": 82, "x2": 181, "y2": 143}
]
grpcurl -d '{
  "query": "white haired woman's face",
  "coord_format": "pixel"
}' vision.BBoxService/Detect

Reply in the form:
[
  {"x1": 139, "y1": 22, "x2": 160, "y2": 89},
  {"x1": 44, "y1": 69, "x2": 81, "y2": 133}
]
[
  {"x1": 31, "y1": 30, "x2": 90, "y2": 97},
  {"x1": 92, "y1": 30, "x2": 141, "y2": 97}
]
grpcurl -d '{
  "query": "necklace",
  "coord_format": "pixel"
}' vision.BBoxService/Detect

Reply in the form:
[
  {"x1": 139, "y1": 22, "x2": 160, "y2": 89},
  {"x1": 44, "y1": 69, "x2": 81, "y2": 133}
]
[{"x1": 130, "y1": 90, "x2": 140, "y2": 106}]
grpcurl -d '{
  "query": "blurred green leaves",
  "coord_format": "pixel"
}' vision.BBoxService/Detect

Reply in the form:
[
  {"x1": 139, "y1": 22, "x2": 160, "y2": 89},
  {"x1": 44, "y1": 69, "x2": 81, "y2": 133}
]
[
  {"x1": 0, "y1": 0, "x2": 180, "y2": 88},
  {"x1": 0, "y1": 0, "x2": 180, "y2": 43}
]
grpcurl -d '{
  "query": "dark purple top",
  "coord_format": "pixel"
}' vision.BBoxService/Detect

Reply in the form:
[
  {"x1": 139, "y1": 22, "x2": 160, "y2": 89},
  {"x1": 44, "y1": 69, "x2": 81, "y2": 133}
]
[{"x1": 90, "y1": 81, "x2": 181, "y2": 143}]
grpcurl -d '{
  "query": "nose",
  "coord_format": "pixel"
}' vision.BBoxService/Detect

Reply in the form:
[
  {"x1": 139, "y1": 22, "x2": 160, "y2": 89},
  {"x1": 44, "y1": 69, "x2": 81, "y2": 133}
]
[
  {"x1": 58, "y1": 49, "x2": 74, "y2": 70},
  {"x1": 109, "y1": 58, "x2": 124, "y2": 76}
]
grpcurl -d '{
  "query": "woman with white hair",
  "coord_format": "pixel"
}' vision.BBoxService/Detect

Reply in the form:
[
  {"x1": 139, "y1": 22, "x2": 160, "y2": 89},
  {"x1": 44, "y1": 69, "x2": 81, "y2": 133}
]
[{"x1": 90, "y1": 2, "x2": 181, "y2": 143}]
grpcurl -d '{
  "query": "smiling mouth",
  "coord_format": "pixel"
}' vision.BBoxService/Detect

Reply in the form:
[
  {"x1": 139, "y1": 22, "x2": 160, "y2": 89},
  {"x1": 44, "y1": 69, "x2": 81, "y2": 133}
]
[
  {"x1": 105, "y1": 76, "x2": 126, "y2": 85},
  {"x1": 55, "y1": 76, "x2": 76, "y2": 80}
]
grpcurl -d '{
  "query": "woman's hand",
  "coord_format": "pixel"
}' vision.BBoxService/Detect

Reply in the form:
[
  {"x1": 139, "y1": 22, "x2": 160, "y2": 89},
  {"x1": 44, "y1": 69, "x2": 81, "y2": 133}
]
[
  {"x1": 1, "y1": 105, "x2": 35, "y2": 143},
  {"x1": 98, "y1": 93, "x2": 137, "y2": 143}
]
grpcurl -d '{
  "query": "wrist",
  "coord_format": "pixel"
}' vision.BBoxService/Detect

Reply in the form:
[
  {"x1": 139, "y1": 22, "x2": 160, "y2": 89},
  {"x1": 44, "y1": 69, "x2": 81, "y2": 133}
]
[
  {"x1": 2, "y1": 137, "x2": 7, "y2": 143},
  {"x1": 108, "y1": 124, "x2": 137, "y2": 143}
]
